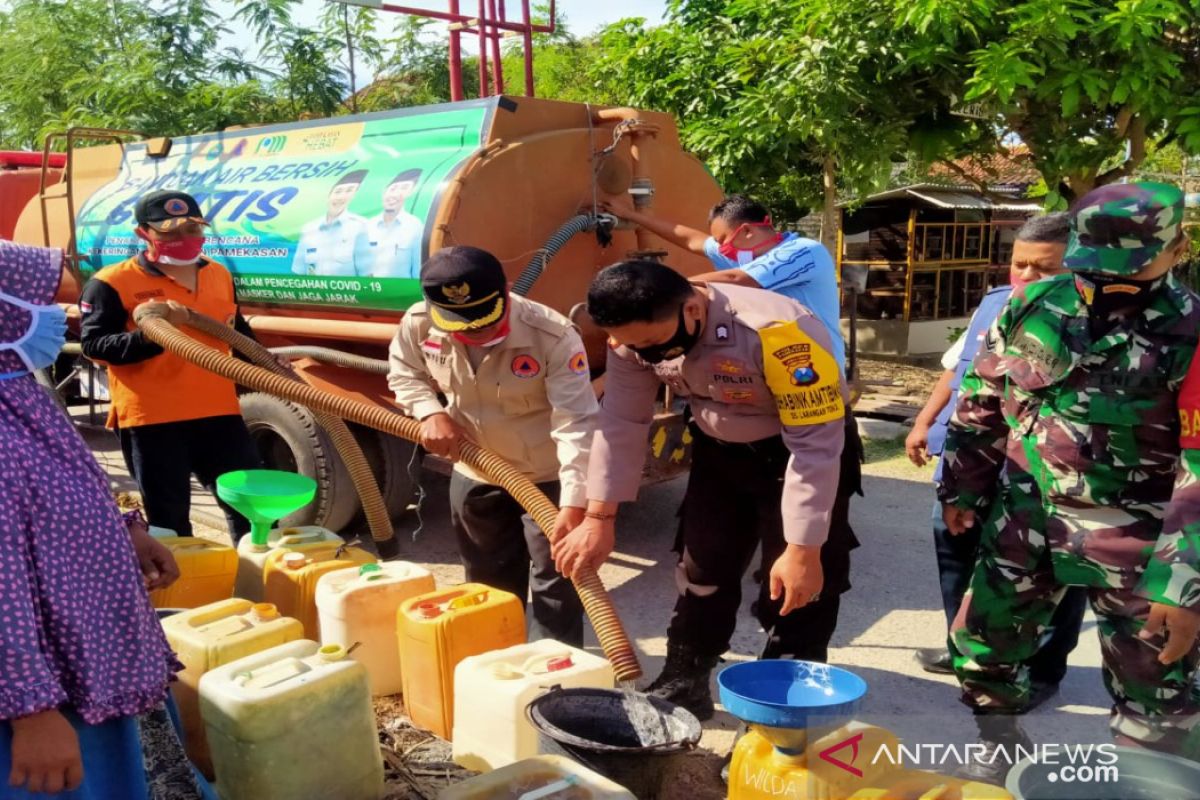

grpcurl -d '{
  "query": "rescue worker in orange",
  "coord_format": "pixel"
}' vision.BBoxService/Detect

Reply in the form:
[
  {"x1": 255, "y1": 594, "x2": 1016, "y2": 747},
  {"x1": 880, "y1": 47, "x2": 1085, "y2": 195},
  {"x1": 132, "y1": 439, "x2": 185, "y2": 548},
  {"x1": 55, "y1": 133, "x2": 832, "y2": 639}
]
[{"x1": 80, "y1": 190, "x2": 263, "y2": 541}]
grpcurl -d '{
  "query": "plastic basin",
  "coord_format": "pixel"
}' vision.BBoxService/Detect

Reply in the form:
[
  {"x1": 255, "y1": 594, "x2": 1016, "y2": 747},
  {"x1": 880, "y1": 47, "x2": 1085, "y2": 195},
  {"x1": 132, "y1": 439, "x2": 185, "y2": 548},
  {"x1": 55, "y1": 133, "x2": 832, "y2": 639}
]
[{"x1": 717, "y1": 660, "x2": 867, "y2": 753}]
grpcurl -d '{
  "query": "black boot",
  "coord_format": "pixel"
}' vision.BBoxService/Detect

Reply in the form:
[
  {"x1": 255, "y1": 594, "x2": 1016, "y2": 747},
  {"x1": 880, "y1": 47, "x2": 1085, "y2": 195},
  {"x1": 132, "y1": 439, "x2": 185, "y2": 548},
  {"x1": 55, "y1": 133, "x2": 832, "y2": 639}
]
[
  {"x1": 645, "y1": 643, "x2": 720, "y2": 721},
  {"x1": 958, "y1": 712, "x2": 1033, "y2": 787}
]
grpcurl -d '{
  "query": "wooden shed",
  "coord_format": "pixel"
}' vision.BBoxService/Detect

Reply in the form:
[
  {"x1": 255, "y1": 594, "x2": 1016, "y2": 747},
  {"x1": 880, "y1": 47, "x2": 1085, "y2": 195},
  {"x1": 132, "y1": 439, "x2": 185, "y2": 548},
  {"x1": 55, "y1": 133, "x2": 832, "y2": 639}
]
[{"x1": 837, "y1": 184, "x2": 1040, "y2": 357}]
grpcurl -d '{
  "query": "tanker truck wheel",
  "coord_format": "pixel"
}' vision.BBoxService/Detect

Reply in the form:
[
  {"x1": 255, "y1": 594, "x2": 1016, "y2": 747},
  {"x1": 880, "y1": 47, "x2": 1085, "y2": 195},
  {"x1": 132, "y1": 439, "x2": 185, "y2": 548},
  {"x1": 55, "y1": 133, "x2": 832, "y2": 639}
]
[
  {"x1": 348, "y1": 424, "x2": 421, "y2": 523},
  {"x1": 238, "y1": 392, "x2": 361, "y2": 532}
]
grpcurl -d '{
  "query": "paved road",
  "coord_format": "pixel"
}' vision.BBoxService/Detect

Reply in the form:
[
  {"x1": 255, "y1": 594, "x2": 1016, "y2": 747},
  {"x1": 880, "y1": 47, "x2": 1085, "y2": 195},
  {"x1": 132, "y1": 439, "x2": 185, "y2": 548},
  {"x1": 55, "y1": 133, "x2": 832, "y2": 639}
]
[{"x1": 83, "y1": 414, "x2": 1116, "y2": 775}]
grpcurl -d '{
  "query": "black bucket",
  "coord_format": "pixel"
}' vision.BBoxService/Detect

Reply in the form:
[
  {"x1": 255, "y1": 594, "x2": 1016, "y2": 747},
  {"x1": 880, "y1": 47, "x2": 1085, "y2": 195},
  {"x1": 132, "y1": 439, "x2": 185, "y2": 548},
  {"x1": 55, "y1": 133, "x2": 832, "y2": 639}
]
[{"x1": 526, "y1": 688, "x2": 702, "y2": 799}]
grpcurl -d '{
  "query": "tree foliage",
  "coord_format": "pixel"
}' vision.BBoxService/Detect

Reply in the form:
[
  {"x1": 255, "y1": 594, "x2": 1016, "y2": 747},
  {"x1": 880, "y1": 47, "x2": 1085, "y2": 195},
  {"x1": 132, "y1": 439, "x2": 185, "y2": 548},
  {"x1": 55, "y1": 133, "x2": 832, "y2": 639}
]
[
  {"x1": 586, "y1": 1, "x2": 982, "y2": 242},
  {"x1": 896, "y1": 0, "x2": 1200, "y2": 204},
  {"x1": 0, "y1": 0, "x2": 273, "y2": 147}
]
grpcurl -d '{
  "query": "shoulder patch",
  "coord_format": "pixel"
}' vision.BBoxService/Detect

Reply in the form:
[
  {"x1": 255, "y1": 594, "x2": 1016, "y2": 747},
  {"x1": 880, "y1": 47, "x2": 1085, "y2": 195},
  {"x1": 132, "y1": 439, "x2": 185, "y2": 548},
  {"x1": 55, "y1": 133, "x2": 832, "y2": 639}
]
[
  {"x1": 758, "y1": 321, "x2": 844, "y2": 427},
  {"x1": 569, "y1": 351, "x2": 589, "y2": 375}
]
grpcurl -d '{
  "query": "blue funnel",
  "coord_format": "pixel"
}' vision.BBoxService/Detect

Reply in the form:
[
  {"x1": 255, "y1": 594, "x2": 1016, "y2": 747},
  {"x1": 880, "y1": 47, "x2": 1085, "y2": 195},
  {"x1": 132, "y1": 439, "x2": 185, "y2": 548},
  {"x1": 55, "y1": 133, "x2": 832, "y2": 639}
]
[{"x1": 718, "y1": 660, "x2": 867, "y2": 755}]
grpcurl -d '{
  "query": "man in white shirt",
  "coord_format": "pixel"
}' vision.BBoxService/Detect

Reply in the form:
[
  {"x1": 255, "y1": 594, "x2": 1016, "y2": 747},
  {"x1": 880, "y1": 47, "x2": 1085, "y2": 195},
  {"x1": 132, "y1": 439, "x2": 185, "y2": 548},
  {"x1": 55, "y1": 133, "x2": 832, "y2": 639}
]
[
  {"x1": 291, "y1": 169, "x2": 368, "y2": 276},
  {"x1": 361, "y1": 169, "x2": 425, "y2": 279}
]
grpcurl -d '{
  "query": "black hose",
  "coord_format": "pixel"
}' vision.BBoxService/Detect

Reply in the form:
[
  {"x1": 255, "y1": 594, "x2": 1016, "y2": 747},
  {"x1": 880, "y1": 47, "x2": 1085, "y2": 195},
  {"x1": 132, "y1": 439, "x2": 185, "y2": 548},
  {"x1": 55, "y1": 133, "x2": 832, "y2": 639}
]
[
  {"x1": 270, "y1": 346, "x2": 390, "y2": 375},
  {"x1": 511, "y1": 214, "x2": 614, "y2": 297}
]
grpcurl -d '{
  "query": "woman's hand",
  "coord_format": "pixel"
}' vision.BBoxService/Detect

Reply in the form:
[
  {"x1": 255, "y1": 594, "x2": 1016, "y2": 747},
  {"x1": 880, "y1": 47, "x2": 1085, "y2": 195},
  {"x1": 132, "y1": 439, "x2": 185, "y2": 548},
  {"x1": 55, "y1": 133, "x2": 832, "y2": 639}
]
[
  {"x1": 9, "y1": 710, "x2": 83, "y2": 794},
  {"x1": 128, "y1": 520, "x2": 181, "y2": 591}
]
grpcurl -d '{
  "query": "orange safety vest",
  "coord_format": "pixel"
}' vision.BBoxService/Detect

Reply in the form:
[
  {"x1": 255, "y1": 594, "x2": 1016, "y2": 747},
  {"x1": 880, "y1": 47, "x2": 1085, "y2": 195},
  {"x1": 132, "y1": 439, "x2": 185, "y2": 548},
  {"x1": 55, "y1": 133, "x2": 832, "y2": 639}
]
[{"x1": 91, "y1": 257, "x2": 242, "y2": 428}]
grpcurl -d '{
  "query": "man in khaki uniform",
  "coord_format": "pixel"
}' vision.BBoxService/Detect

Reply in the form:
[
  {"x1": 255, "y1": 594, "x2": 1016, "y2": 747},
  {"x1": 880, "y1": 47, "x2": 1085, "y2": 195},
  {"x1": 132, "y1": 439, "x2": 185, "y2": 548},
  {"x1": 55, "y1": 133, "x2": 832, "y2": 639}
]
[
  {"x1": 388, "y1": 246, "x2": 596, "y2": 644},
  {"x1": 552, "y1": 260, "x2": 848, "y2": 719}
]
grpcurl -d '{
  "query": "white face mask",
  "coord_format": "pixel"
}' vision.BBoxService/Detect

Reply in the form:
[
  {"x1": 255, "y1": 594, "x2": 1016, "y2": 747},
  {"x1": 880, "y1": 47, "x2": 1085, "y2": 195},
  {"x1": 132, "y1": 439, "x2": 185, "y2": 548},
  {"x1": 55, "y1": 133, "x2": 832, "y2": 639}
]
[{"x1": 156, "y1": 253, "x2": 201, "y2": 267}]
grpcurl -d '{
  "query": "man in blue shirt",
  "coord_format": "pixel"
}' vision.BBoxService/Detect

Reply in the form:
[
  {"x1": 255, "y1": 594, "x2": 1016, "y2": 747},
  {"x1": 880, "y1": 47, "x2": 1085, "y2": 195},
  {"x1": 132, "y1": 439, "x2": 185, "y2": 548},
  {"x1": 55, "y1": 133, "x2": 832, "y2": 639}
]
[
  {"x1": 905, "y1": 213, "x2": 1087, "y2": 701},
  {"x1": 602, "y1": 195, "x2": 845, "y2": 373},
  {"x1": 603, "y1": 194, "x2": 860, "y2": 667}
]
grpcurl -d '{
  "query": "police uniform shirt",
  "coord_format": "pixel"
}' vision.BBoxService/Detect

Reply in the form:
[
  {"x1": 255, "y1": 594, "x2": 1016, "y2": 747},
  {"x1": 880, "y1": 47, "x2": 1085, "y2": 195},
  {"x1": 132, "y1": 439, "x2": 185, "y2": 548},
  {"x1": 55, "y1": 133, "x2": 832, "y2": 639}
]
[
  {"x1": 387, "y1": 295, "x2": 599, "y2": 508},
  {"x1": 588, "y1": 283, "x2": 846, "y2": 546},
  {"x1": 360, "y1": 212, "x2": 423, "y2": 279},
  {"x1": 291, "y1": 213, "x2": 366, "y2": 276}
]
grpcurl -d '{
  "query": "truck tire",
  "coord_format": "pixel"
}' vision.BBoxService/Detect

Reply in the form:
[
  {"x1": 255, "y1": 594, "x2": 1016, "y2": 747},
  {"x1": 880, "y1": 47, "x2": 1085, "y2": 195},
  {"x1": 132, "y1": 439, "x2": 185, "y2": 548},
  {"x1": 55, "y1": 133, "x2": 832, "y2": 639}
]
[
  {"x1": 238, "y1": 392, "x2": 361, "y2": 532},
  {"x1": 348, "y1": 423, "x2": 421, "y2": 523}
]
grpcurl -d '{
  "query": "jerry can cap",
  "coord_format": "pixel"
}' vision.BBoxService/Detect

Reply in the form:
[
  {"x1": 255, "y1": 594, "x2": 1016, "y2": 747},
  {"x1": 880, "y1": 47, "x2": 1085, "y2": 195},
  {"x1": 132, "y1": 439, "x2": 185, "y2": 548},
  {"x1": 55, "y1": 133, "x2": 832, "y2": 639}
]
[
  {"x1": 415, "y1": 601, "x2": 442, "y2": 619},
  {"x1": 359, "y1": 563, "x2": 383, "y2": 579},
  {"x1": 250, "y1": 603, "x2": 279, "y2": 621},
  {"x1": 319, "y1": 644, "x2": 347, "y2": 662},
  {"x1": 546, "y1": 656, "x2": 574, "y2": 672},
  {"x1": 283, "y1": 552, "x2": 307, "y2": 570}
]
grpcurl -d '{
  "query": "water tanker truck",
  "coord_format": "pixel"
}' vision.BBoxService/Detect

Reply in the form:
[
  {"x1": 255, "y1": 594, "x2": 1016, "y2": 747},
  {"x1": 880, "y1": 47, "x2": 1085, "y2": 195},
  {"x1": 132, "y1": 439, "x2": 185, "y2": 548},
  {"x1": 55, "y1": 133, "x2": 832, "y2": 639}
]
[{"x1": 4, "y1": 97, "x2": 723, "y2": 532}]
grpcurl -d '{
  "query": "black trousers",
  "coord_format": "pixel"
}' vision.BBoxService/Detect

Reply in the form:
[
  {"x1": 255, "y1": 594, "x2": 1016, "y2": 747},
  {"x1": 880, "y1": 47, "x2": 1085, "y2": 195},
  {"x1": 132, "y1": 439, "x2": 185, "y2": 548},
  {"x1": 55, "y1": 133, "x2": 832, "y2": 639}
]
[
  {"x1": 119, "y1": 415, "x2": 262, "y2": 540},
  {"x1": 448, "y1": 473, "x2": 585, "y2": 646},
  {"x1": 668, "y1": 412, "x2": 862, "y2": 661}
]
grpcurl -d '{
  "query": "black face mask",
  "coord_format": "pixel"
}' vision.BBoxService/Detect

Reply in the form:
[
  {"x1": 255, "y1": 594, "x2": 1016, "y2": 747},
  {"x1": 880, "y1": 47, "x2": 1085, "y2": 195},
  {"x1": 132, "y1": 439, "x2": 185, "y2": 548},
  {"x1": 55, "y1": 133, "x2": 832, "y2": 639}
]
[
  {"x1": 1074, "y1": 272, "x2": 1166, "y2": 319},
  {"x1": 630, "y1": 305, "x2": 702, "y2": 364}
]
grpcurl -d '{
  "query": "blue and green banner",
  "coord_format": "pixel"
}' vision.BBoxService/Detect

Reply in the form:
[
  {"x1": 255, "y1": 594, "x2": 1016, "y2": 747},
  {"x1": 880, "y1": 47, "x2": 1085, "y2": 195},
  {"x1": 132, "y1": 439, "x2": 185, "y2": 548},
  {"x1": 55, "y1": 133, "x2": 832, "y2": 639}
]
[{"x1": 75, "y1": 102, "x2": 492, "y2": 311}]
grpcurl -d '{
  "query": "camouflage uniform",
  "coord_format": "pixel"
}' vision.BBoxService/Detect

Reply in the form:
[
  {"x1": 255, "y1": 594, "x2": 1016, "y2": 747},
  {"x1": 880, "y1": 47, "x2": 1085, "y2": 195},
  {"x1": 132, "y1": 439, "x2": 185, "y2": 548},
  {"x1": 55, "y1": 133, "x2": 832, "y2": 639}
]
[{"x1": 939, "y1": 183, "x2": 1200, "y2": 756}]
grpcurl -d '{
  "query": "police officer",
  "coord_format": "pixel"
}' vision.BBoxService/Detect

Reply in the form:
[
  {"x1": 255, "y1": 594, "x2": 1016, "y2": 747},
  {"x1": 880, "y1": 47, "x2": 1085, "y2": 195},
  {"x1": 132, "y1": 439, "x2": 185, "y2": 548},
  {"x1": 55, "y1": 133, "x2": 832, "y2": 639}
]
[
  {"x1": 906, "y1": 213, "x2": 1087, "y2": 687},
  {"x1": 291, "y1": 170, "x2": 368, "y2": 276},
  {"x1": 604, "y1": 193, "x2": 863, "y2": 644},
  {"x1": 553, "y1": 260, "x2": 849, "y2": 720},
  {"x1": 388, "y1": 246, "x2": 597, "y2": 644},
  {"x1": 941, "y1": 183, "x2": 1200, "y2": 775},
  {"x1": 80, "y1": 190, "x2": 263, "y2": 540}
]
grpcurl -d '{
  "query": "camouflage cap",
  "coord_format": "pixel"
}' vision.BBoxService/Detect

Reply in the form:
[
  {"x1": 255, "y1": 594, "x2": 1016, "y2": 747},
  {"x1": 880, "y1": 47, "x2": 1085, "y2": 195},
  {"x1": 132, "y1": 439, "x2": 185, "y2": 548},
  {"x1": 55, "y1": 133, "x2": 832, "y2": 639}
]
[{"x1": 1062, "y1": 182, "x2": 1185, "y2": 276}]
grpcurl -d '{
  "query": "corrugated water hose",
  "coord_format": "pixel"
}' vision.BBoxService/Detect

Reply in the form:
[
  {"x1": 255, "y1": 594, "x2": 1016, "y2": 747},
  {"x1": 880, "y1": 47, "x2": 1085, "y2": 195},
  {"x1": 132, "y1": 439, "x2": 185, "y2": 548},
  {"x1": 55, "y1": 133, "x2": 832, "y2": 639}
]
[
  {"x1": 133, "y1": 305, "x2": 642, "y2": 682},
  {"x1": 166, "y1": 316, "x2": 396, "y2": 547},
  {"x1": 269, "y1": 346, "x2": 390, "y2": 375}
]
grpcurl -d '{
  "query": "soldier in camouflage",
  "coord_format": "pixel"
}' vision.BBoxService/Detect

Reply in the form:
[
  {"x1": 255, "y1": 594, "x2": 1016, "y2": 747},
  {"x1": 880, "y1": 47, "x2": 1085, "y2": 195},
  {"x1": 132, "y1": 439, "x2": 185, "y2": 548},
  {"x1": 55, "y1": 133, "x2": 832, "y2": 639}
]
[{"x1": 939, "y1": 182, "x2": 1200, "y2": 775}]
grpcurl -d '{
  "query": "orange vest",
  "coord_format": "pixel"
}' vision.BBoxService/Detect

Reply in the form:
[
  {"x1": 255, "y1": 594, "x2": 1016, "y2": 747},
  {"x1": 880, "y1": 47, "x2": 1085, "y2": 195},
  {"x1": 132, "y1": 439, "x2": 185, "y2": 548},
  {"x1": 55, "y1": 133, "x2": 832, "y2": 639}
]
[{"x1": 92, "y1": 257, "x2": 242, "y2": 428}]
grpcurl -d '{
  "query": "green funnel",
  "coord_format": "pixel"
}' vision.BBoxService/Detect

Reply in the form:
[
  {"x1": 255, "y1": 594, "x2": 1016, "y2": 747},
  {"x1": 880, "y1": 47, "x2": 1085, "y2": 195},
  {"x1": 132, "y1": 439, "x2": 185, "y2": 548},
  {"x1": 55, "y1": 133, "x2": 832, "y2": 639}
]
[{"x1": 216, "y1": 469, "x2": 318, "y2": 547}]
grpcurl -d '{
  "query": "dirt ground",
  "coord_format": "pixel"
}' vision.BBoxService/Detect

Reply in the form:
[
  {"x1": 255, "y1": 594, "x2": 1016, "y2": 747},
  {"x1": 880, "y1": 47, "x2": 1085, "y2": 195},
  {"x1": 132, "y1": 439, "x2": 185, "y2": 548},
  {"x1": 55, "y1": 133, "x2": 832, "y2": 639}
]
[{"x1": 856, "y1": 355, "x2": 942, "y2": 399}]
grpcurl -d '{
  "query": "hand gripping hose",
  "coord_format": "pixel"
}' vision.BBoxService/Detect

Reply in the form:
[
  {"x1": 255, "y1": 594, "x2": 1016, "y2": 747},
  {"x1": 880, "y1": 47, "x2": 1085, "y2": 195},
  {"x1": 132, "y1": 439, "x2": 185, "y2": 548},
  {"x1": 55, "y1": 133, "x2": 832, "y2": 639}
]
[
  {"x1": 135, "y1": 308, "x2": 396, "y2": 548},
  {"x1": 134, "y1": 306, "x2": 643, "y2": 682}
]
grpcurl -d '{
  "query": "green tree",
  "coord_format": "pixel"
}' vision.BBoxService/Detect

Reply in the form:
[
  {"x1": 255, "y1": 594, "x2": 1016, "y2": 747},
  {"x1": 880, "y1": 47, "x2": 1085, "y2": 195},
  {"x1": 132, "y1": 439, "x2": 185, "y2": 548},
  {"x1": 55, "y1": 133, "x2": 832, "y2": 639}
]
[
  {"x1": 590, "y1": 1, "x2": 969, "y2": 247},
  {"x1": 320, "y1": 2, "x2": 386, "y2": 113},
  {"x1": 0, "y1": 0, "x2": 270, "y2": 147},
  {"x1": 896, "y1": 0, "x2": 1200, "y2": 205}
]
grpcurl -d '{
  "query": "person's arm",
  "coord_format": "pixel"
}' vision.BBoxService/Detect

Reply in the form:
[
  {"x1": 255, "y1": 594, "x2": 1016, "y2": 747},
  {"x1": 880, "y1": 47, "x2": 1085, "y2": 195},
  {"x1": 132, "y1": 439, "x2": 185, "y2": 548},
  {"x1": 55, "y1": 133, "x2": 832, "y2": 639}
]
[
  {"x1": 543, "y1": 330, "x2": 600, "y2": 511},
  {"x1": 1137, "y1": 355, "x2": 1200, "y2": 642},
  {"x1": 386, "y1": 315, "x2": 445, "y2": 422},
  {"x1": 690, "y1": 269, "x2": 762, "y2": 287},
  {"x1": 936, "y1": 315, "x2": 1013, "y2": 525},
  {"x1": 601, "y1": 199, "x2": 709, "y2": 255},
  {"x1": 761, "y1": 318, "x2": 845, "y2": 548},
  {"x1": 78, "y1": 279, "x2": 164, "y2": 365},
  {"x1": 907, "y1": 370, "x2": 955, "y2": 467},
  {"x1": 552, "y1": 344, "x2": 662, "y2": 577},
  {"x1": 291, "y1": 232, "x2": 309, "y2": 275},
  {"x1": 758, "y1": 315, "x2": 845, "y2": 613}
]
